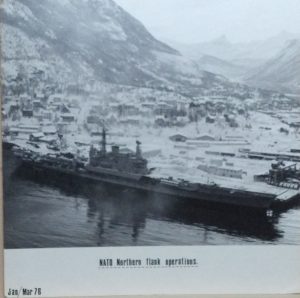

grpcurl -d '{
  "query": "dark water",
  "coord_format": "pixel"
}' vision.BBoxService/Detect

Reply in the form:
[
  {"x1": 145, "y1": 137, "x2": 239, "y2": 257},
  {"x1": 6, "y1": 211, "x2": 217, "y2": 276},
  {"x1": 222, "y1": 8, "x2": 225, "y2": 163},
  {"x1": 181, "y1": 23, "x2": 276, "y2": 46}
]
[{"x1": 3, "y1": 150, "x2": 300, "y2": 248}]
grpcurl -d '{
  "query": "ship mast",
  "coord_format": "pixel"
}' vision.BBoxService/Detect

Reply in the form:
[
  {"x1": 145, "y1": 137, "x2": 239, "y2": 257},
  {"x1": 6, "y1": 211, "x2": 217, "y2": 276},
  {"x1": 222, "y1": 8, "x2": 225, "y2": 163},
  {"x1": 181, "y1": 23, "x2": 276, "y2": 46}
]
[{"x1": 101, "y1": 127, "x2": 106, "y2": 154}]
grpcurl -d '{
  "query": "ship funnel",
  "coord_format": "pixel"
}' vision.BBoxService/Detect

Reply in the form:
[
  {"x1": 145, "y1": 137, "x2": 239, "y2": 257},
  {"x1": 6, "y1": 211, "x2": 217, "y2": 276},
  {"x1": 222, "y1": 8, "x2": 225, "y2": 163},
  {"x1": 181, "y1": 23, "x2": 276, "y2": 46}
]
[
  {"x1": 136, "y1": 140, "x2": 142, "y2": 158},
  {"x1": 112, "y1": 145, "x2": 119, "y2": 156}
]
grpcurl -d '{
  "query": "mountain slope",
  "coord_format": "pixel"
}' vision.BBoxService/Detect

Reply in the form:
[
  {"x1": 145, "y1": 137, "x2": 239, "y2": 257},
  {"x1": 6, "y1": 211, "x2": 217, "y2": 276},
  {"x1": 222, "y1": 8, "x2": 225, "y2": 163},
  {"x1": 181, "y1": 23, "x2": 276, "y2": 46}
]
[
  {"x1": 170, "y1": 32, "x2": 299, "y2": 63},
  {"x1": 1, "y1": 0, "x2": 174, "y2": 83},
  {"x1": 196, "y1": 54, "x2": 247, "y2": 80},
  {"x1": 245, "y1": 39, "x2": 300, "y2": 93},
  {"x1": 1, "y1": 0, "x2": 232, "y2": 95},
  {"x1": 168, "y1": 32, "x2": 300, "y2": 93}
]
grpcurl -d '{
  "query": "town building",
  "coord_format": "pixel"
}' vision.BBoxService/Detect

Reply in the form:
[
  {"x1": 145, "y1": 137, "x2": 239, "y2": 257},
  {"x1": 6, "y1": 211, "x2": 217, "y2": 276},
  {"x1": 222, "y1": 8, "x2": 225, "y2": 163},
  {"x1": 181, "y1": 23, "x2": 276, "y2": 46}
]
[
  {"x1": 198, "y1": 164, "x2": 243, "y2": 179},
  {"x1": 169, "y1": 134, "x2": 188, "y2": 142}
]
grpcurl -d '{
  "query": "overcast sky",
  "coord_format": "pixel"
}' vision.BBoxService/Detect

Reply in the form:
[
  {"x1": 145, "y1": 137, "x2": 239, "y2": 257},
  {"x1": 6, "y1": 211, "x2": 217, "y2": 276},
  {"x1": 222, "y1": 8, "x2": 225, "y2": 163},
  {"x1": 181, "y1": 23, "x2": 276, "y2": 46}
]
[{"x1": 115, "y1": 0, "x2": 300, "y2": 44}]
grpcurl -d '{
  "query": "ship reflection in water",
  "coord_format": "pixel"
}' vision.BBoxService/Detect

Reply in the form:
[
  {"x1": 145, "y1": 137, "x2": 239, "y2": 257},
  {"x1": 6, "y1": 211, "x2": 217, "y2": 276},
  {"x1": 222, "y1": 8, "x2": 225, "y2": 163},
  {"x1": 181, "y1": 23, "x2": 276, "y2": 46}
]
[{"x1": 4, "y1": 153, "x2": 300, "y2": 248}]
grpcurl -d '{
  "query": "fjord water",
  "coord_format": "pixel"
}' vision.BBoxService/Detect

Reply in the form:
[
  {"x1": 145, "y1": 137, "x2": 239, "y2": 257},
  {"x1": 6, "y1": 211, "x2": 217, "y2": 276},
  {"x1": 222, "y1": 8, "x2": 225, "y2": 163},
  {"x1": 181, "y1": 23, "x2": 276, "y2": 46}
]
[{"x1": 3, "y1": 150, "x2": 300, "y2": 248}]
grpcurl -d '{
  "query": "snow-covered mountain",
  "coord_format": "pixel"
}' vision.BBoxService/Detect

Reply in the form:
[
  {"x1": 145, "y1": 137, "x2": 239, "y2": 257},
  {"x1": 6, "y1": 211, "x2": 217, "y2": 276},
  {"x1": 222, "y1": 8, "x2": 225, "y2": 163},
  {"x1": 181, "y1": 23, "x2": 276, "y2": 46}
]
[
  {"x1": 194, "y1": 55, "x2": 247, "y2": 80},
  {"x1": 170, "y1": 32, "x2": 299, "y2": 65},
  {"x1": 245, "y1": 39, "x2": 300, "y2": 94},
  {"x1": 168, "y1": 32, "x2": 300, "y2": 93},
  {"x1": 1, "y1": 0, "x2": 172, "y2": 82},
  {"x1": 1, "y1": 0, "x2": 237, "y2": 96}
]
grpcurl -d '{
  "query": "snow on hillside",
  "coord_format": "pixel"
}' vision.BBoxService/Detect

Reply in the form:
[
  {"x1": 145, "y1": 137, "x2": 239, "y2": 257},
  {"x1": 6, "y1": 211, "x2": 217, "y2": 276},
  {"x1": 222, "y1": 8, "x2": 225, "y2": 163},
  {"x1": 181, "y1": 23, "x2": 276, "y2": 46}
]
[
  {"x1": 246, "y1": 39, "x2": 300, "y2": 93},
  {"x1": 3, "y1": 0, "x2": 37, "y2": 22},
  {"x1": 168, "y1": 32, "x2": 300, "y2": 93},
  {"x1": 1, "y1": 0, "x2": 274, "y2": 99}
]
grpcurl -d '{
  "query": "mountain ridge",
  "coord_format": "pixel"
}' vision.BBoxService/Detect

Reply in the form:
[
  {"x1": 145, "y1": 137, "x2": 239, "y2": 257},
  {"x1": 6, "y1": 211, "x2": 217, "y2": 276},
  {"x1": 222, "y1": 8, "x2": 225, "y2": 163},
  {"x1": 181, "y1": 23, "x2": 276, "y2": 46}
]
[{"x1": 245, "y1": 39, "x2": 300, "y2": 94}]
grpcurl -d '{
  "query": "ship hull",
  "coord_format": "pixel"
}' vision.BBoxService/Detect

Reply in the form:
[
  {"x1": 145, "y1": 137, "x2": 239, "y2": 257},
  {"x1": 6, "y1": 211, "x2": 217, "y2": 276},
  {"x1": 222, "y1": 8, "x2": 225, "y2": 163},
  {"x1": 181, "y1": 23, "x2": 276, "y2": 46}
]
[
  {"x1": 2, "y1": 146, "x2": 22, "y2": 180},
  {"x1": 17, "y1": 160, "x2": 280, "y2": 213},
  {"x1": 2, "y1": 140, "x2": 15, "y2": 150}
]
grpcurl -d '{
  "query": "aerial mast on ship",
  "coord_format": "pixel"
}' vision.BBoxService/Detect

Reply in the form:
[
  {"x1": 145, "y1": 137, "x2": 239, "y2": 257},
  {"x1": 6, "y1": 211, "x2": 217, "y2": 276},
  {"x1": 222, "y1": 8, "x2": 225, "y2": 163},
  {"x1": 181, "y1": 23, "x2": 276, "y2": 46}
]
[{"x1": 101, "y1": 127, "x2": 106, "y2": 154}]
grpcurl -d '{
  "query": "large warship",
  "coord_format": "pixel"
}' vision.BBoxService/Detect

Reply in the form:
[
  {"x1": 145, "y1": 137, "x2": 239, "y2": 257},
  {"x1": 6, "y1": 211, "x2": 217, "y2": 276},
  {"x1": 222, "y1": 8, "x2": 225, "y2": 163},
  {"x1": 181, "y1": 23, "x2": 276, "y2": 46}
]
[{"x1": 9, "y1": 129, "x2": 300, "y2": 214}]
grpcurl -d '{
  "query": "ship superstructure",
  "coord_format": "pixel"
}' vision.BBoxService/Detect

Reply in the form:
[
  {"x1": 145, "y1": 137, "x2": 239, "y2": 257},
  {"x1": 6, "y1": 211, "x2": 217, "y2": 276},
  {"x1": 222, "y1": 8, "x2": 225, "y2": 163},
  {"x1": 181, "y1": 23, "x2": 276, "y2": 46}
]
[{"x1": 86, "y1": 129, "x2": 149, "y2": 179}]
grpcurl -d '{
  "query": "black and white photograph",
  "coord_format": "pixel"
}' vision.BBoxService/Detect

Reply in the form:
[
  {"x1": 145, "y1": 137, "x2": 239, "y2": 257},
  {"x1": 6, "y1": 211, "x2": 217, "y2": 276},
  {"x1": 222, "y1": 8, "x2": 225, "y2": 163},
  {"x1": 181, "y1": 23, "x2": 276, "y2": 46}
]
[{"x1": 2, "y1": 0, "x2": 300, "y2": 250}]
